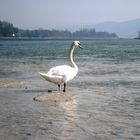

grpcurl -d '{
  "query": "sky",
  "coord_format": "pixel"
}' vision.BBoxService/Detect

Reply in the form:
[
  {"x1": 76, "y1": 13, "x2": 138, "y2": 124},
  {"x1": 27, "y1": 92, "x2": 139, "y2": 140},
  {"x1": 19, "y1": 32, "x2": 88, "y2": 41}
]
[{"x1": 0, "y1": 0, "x2": 140, "y2": 30}]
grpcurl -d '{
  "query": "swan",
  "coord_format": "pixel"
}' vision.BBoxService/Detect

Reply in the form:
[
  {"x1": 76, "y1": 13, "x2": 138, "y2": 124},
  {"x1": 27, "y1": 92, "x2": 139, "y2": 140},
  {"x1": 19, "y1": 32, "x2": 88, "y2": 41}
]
[{"x1": 39, "y1": 41, "x2": 82, "y2": 92}]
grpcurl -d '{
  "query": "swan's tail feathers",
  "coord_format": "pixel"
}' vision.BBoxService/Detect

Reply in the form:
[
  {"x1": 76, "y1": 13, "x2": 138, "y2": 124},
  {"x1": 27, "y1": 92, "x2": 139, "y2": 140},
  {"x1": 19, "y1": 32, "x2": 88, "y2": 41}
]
[{"x1": 39, "y1": 72, "x2": 63, "y2": 85}]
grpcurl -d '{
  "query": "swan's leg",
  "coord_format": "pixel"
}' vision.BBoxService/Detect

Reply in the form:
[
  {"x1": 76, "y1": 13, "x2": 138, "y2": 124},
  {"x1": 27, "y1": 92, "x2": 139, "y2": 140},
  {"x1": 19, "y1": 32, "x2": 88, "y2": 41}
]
[
  {"x1": 63, "y1": 83, "x2": 66, "y2": 92},
  {"x1": 58, "y1": 84, "x2": 60, "y2": 92}
]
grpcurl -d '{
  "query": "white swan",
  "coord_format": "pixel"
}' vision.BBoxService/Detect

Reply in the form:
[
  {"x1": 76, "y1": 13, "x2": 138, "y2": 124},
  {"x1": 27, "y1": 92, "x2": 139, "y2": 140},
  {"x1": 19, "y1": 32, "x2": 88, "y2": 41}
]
[{"x1": 39, "y1": 41, "x2": 82, "y2": 92}]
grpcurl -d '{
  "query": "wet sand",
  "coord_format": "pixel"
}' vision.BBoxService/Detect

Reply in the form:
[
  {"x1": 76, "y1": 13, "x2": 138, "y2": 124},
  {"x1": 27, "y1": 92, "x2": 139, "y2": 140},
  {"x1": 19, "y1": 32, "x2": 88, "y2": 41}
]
[
  {"x1": 33, "y1": 92, "x2": 75, "y2": 102},
  {"x1": 0, "y1": 80, "x2": 24, "y2": 88}
]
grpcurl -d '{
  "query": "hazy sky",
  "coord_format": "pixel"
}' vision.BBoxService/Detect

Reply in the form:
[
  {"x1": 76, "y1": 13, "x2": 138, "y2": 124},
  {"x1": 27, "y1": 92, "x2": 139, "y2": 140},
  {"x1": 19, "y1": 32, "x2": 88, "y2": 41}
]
[{"x1": 0, "y1": 0, "x2": 140, "y2": 29}]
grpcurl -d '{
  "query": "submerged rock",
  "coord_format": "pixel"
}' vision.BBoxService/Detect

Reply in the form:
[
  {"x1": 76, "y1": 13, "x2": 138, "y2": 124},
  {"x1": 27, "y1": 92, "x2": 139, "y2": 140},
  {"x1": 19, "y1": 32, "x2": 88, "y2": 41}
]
[{"x1": 33, "y1": 92, "x2": 75, "y2": 102}]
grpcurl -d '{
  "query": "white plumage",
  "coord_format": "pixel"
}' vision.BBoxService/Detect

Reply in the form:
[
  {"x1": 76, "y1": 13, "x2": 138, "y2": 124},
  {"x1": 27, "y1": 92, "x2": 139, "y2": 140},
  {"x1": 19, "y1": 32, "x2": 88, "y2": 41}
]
[{"x1": 39, "y1": 41, "x2": 82, "y2": 92}]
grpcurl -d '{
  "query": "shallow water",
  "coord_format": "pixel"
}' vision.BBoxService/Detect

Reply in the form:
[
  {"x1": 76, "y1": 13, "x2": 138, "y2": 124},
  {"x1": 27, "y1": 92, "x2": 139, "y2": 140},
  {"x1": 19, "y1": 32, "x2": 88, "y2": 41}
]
[{"x1": 0, "y1": 39, "x2": 140, "y2": 140}]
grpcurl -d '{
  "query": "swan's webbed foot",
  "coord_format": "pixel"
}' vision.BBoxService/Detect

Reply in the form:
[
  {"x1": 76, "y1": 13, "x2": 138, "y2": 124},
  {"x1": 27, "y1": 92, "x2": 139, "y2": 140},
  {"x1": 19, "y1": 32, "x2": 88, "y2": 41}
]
[{"x1": 63, "y1": 83, "x2": 66, "y2": 92}]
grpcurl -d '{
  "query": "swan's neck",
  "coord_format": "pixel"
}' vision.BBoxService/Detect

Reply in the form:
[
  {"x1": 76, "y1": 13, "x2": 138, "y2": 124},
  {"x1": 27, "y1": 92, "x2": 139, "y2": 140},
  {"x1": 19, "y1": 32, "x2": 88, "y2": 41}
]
[{"x1": 68, "y1": 44, "x2": 78, "y2": 70}]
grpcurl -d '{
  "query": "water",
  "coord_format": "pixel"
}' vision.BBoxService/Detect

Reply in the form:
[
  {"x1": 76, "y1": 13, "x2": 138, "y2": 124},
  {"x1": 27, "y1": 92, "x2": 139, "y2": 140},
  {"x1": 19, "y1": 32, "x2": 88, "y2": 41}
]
[{"x1": 0, "y1": 39, "x2": 140, "y2": 140}]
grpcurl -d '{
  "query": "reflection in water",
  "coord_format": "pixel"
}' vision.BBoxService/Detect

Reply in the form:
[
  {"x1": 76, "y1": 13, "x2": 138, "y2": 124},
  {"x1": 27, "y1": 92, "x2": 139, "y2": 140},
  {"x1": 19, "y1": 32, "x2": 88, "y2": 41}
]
[{"x1": 58, "y1": 98, "x2": 79, "y2": 139}]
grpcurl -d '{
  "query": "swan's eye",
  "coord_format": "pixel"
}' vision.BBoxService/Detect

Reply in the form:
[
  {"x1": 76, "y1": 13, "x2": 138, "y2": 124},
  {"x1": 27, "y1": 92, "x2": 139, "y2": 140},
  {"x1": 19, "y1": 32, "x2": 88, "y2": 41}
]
[{"x1": 78, "y1": 43, "x2": 81, "y2": 45}]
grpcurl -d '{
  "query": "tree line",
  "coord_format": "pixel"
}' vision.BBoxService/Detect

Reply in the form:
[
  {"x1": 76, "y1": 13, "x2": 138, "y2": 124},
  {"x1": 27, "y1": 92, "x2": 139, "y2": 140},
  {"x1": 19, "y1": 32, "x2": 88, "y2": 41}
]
[
  {"x1": 0, "y1": 20, "x2": 118, "y2": 38},
  {"x1": 0, "y1": 21, "x2": 18, "y2": 37}
]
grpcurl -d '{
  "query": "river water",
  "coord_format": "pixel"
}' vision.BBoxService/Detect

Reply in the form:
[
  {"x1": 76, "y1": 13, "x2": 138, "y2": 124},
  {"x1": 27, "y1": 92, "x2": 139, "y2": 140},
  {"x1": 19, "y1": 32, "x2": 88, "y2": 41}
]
[{"x1": 0, "y1": 39, "x2": 140, "y2": 140}]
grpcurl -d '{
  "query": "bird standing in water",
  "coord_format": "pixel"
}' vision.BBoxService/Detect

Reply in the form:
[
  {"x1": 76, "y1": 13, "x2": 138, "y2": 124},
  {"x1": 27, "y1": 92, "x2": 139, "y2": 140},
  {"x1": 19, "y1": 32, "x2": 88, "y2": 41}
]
[{"x1": 39, "y1": 41, "x2": 82, "y2": 92}]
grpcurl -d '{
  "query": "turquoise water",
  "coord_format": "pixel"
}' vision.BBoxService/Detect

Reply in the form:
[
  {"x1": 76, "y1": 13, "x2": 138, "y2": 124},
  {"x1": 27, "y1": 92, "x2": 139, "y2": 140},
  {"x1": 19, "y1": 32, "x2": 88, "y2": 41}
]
[
  {"x1": 0, "y1": 39, "x2": 140, "y2": 140},
  {"x1": 0, "y1": 39, "x2": 140, "y2": 61}
]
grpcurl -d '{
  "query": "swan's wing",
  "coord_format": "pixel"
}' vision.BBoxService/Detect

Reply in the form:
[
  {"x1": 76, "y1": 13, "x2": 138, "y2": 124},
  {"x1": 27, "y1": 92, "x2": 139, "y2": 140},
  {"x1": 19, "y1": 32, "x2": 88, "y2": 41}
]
[
  {"x1": 40, "y1": 65, "x2": 78, "y2": 83},
  {"x1": 39, "y1": 72, "x2": 63, "y2": 84},
  {"x1": 47, "y1": 65, "x2": 73, "y2": 76}
]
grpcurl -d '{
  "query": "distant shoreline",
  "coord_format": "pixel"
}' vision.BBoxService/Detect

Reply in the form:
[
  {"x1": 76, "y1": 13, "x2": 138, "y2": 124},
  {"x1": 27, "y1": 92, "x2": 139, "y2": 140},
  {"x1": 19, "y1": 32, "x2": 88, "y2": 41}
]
[
  {"x1": 0, "y1": 37, "x2": 121, "y2": 40},
  {"x1": 135, "y1": 37, "x2": 140, "y2": 39}
]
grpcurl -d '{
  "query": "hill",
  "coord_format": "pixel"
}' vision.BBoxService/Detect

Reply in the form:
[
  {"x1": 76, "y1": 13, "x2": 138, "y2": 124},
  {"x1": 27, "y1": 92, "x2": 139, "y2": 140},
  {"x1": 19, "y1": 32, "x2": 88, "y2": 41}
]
[{"x1": 85, "y1": 18, "x2": 140, "y2": 38}]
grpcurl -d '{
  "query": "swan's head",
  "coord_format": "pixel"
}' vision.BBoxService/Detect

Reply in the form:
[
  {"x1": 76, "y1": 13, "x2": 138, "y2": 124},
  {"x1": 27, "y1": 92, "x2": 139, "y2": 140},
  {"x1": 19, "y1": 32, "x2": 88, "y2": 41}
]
[{"x1": 73, "y1": 41, "x2": 82, "y2": 48}]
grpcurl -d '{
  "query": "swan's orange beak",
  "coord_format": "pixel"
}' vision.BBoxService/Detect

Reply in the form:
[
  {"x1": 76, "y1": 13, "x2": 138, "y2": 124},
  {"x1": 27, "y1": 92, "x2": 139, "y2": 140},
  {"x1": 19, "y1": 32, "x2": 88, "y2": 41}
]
[
  {"x1": 78, "y1": 43, "x2": 83, "y2": 49},
  {"x1": 79, "y1": 45, "x2": 83, "y2": 49}
]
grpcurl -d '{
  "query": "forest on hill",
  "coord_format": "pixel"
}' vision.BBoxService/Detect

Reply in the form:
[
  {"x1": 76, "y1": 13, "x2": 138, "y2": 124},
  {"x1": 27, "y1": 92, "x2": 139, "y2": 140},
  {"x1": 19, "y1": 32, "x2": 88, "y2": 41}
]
[{"x1": 0, "y1": 21, "x2": 118, "y2": 38}]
